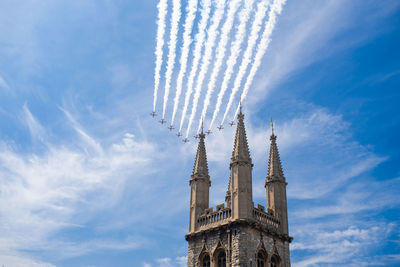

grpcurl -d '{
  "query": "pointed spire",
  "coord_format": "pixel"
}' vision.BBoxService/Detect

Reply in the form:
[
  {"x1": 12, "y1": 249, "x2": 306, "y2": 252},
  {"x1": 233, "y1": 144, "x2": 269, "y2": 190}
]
[
  {"x1": 231, "y1": 109, "x2": 252, "y2": 164},
  {"x1": 200, "y1": 117, "x2": 204, "y2": 134},
  {"x1": 192, "y1": 129, "x2": 209, "y2": 178},
  {"x1": 266, "y1": 120, "x2": 285, "y2": 181},
  {"x1": 225, "y1": 172, "x2": 231, "y2": 203}
]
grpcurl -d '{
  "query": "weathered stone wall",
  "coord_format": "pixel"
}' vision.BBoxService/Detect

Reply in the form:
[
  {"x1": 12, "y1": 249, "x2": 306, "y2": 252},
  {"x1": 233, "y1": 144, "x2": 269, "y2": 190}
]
[
  {"x1": 187, "y1": 222, "x2": 290, "y2": 267},
  {"x1": 187, "y1": 228, "x2": 229, "y2": 267}
]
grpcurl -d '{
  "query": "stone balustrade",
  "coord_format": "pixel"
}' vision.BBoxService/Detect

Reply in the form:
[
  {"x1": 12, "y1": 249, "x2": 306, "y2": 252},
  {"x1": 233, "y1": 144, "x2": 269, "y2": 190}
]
[
  {"x1": 253, "y1": 206, "x2": 280, "y2": 229},
  {"x1": 196, "y1": 203, "x2": 280, "y2": 231},
  {"x1": 197, "y1": 205, "x2": 232, "y2": 229}
]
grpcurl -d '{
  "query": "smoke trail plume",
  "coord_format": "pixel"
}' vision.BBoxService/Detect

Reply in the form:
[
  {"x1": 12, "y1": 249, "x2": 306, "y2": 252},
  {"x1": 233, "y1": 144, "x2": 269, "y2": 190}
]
[
  {"x1": 170, "y1": 0, "x2": 198, "y2": 125},
  {"x1": 220, "y1": 0, "x2": 271, "y2": 125},
  {"x1": 162, "y1": 0, "x2": 181, "y2": 119},
  {"x1": 153, "y1": 0, "x2": 168, "y2": 112},
  {"x1": 208, "y1": 0, "x2": 257, "y2": 129},
  {"x1": 232, "y1": 0, "x2": 287, "y2": 120},
  {"x1": 196, "y1": 0, "x2": 242, "y2": 133},
  {"x1": 185, "y1": 0, "x2": 226, "y2": 137},
  {"x1": 179, "y1": 0, "x2": 212, "y2": 132}
]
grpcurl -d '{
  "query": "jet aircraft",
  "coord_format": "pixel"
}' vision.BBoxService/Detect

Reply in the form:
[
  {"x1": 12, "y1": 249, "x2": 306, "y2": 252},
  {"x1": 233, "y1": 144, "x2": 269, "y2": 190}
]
[{"x1": 150, "y1": 111, "x2": 157, "y2": 118}]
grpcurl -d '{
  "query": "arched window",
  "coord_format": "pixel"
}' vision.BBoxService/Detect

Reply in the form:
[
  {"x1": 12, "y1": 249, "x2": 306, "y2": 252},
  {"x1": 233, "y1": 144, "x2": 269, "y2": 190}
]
[
  {"x1": 257, "y1": 251, "x2": 267, "y2": 267},
  {"x1": 217, "y1": 251, "x2": 226, "y2": 267},
  {"x1": 201, "y1": 254, "x2": 210, "y2": 267},
  {"x1": 270, "y1": 255, "x2": 280, "y2": 267}
]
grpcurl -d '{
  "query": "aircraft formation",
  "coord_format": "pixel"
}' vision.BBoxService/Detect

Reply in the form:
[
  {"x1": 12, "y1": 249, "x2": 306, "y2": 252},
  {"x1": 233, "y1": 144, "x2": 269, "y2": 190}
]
[
  {"x1": 152, "y1": 0, "x2": 286, "y2": 142},
  {"x1": 149, "y1": 111, "x2": 232, "y2": 144}
]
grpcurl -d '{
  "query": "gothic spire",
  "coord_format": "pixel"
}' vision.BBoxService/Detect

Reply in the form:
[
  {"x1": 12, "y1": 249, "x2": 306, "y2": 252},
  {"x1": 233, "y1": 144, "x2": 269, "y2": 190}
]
[
  {"x1": 231, "y1": 109, "x2": 252, "y2": 164},
  {"x1": 192, "y1": 130, "x2": 209, "y2": 178},
  {"x1": 266, "y1": 120, "x2": 285, "y2": 182}
]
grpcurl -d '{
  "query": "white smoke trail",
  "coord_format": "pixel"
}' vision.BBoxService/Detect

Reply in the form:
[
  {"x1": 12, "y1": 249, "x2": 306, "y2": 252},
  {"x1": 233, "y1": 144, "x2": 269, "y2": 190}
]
[
  {"x1": 232, "y1": 0, "x2": 287, "y2": 120},
  {"x1": 153, "y1": 0, "x2": 168, "y2": 112},
  {"x1": 196, "y1": 0, "x2": 242, "y2": 133},
  {"x1": 220, "y1": 0, "x2": 271, "y2": 125},
  {"x1": 185, "y1": 0, "x2": 226, "y2": 137},
  {"x1": 178, "y1": 0, "x2": 212, "y2": 132},
  {"x1": 162, "y1": 0, "x2": 181, "y2": 119},
  {"x1": 208, "y1": 0, "x2": 258, "y2": 130},
  {"x1": 170, "y1": 0, "x2": 198, "y2": 125}
]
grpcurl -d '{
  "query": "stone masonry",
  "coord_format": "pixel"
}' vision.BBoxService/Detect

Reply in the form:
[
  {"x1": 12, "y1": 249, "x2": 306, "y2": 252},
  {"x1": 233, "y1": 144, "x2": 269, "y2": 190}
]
[{"x1": 186, "y1": 111, "x2": 292, "y2": 267}]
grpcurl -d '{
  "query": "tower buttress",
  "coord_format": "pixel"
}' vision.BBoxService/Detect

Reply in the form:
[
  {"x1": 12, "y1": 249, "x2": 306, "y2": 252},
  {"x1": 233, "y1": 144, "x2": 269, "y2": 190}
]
[
  {"x1": 227, "y1": 110, "x2": 254, "y2": 220},
  {"x1": 265, "y1": 124, "x2": 289, "y2": 235},
  {"x1": 189, "y1": 131, "x2": 210, "y2": 233}
]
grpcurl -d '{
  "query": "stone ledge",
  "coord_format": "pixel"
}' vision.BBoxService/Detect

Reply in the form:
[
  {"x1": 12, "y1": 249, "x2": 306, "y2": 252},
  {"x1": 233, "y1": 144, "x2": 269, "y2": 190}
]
[{"x1": 186, "y1": 218, "x2": 293, "y2": 243}]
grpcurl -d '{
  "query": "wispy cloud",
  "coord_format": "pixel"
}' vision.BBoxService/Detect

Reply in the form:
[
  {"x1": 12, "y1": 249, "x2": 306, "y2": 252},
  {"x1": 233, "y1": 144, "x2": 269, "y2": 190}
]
[
  {"x1": 0, "y1": 106, "x2": 157, "y2": 265},
  {"x1": 22, "y1": 103, "x2": 46, "y2": 142},
  {"x1": 247, "y1": 0, "x2": 400, "y2": 107},
  {"x1": 292, "y1": 223, "x2": 396, "y2": 267},
  {"x1": 0, "y1": 74, "x2": 10, "y2": 91},
  {"x1": 59, "y1": 106, "x2": 103, "y2": 155},
  {"x1": 154, "y1": 256, "x2": 187, "y2": 267}
]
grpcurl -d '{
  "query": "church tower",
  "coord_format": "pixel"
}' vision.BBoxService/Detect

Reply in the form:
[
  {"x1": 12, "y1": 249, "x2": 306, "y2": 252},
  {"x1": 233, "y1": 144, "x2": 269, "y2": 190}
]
[{"x1": 186, "y1": 111, "x2": 292, "y2": 267}]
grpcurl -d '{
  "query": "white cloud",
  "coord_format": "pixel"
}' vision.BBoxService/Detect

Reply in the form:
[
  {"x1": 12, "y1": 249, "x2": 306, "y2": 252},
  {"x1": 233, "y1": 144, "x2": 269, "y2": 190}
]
[
  {"x1": 0, "y1": 75, "x2": 10, "y2": 91},
  {"x1": 246, "y1": 0, "x2": 400, "y2": 110},
  {"x1": 59, "y1": 106, "x2": 104, "y2": 155},
  {"x1": 22, "y1": 103, "x2": 46, "y2": 142},
  {"x1": 292, "y1": 223, "x2": 397, "y2": 267},
  {"x1": 155, "y1": 256, "x2": 187, "y2": 267},
  {"x1": 182, "y1": 106, "x2": 396, "y2": 267},
  {"x1": 0, "y1": 251, "x2": 55, "y2": 267},
  {"x1": 194, "y1": 106, "x2": 385, "y2": 202},
  {"x1": 0, "y1": 106, "x2": 157, "y2": 266}
]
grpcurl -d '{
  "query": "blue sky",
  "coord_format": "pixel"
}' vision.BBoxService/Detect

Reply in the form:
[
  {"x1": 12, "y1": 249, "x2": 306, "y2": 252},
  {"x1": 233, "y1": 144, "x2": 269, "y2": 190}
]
[{"x1": 0, "y1": 0, "x2": 399, "y2": 266}]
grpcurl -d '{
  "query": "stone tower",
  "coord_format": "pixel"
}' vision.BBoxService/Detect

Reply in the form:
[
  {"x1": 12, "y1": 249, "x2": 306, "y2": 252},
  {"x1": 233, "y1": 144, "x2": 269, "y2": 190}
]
[{"x1": 186, "y1": 111, "x2": 292, "y2": 267}]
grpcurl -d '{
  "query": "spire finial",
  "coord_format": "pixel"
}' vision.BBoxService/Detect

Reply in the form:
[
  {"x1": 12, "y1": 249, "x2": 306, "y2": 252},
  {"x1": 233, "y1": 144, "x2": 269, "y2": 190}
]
[
  {"x1": 199, "y1": 117, "x2": 205, "y2": 139},
  {"x1": 201, "y1": 117, "x2": 204, "y2": 134},
  {"x1": 270, "y1": 117, "x2": 274, "y2": 135},
  {"x1": 239, "y1": 99, "x2": 243, "y2": 115}
]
